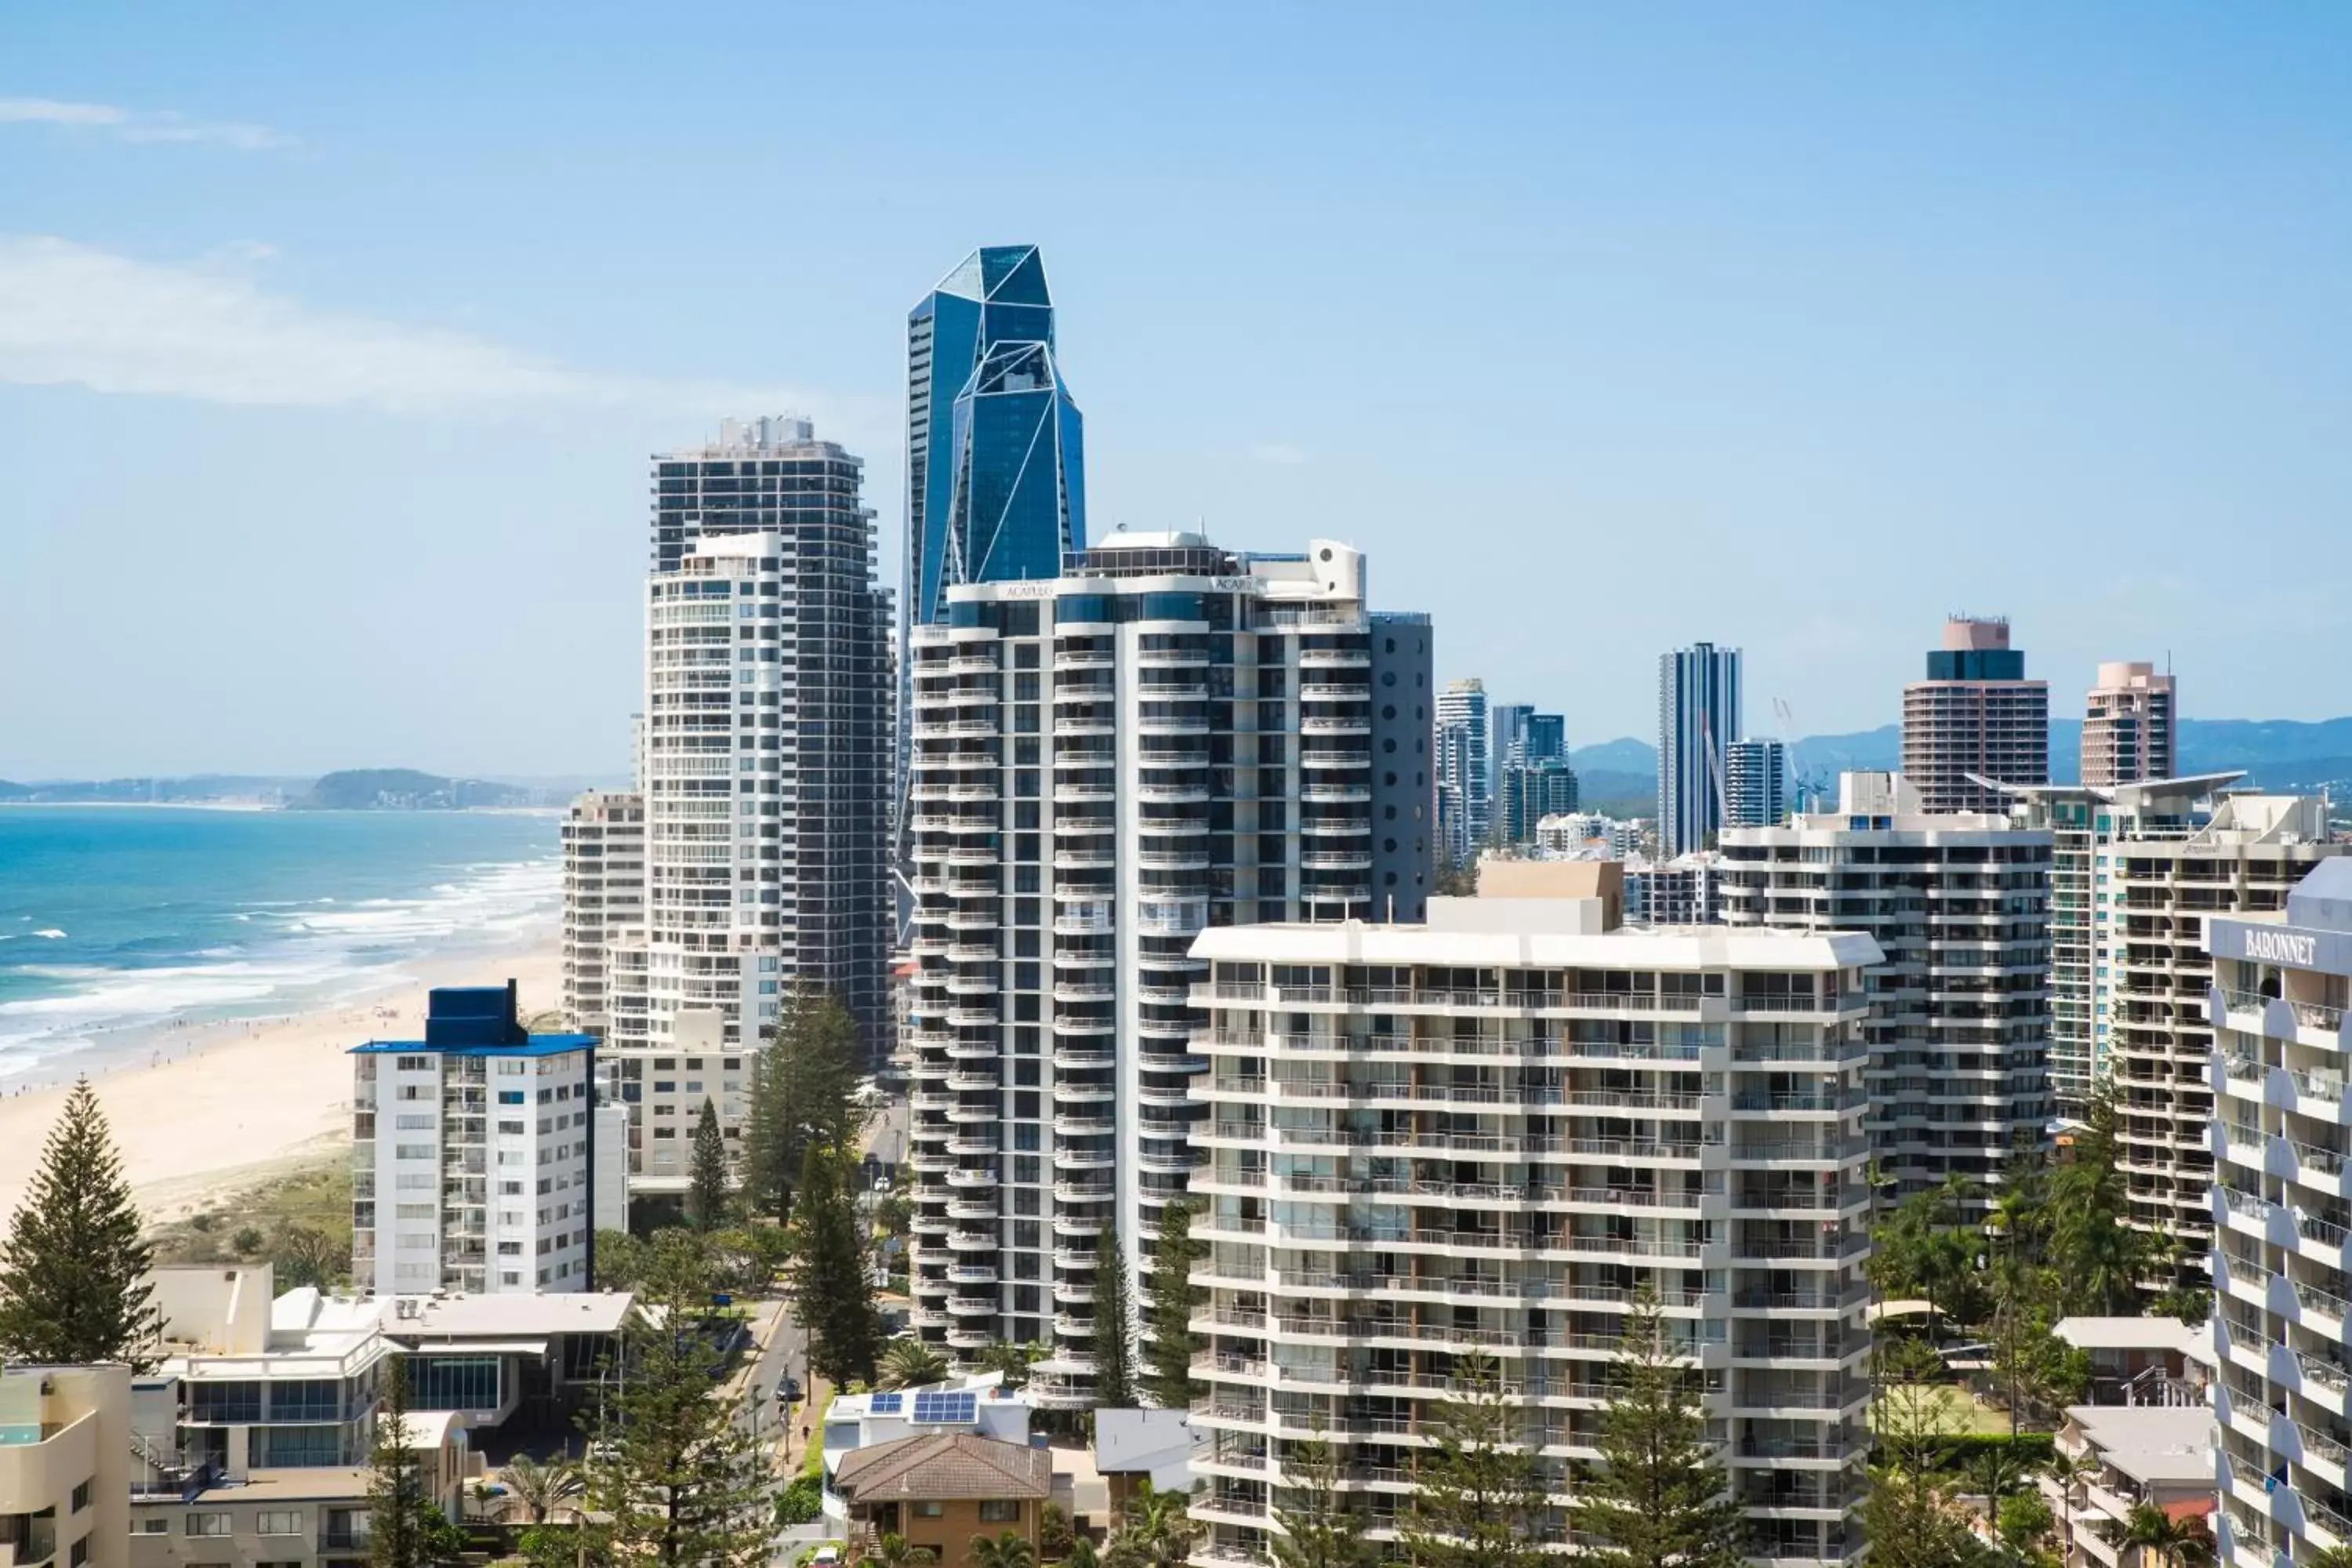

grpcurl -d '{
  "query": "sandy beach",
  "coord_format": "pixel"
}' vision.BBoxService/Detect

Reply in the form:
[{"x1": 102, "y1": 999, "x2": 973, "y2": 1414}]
[{"x1": 0, "y1": 933, "x2": 562, "y2": 1225}]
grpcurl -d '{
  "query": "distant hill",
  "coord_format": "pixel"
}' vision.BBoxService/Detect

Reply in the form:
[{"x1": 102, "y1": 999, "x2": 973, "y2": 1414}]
[
  {"x1": 297, "y1": 769, "x2": 532, "y2": 811},
  {"x1": 0, "y1": 774, "x2": 310, "y2": 804}
]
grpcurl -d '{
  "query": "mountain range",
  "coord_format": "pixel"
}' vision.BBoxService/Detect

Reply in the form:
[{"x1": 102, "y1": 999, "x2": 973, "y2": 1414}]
[{"x1": 1567, "y1": 716, "x2": 2352, "y2": 810}]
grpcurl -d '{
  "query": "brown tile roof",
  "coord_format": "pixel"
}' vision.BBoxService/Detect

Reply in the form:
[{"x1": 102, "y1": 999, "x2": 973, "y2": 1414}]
[{"x1": 832, "y1": 1432, "x2": 1051, "y2": 1504}]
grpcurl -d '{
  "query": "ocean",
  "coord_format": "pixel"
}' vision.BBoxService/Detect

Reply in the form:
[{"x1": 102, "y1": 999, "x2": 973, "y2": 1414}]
[{"x1": 0, "y1": 807, "x2": 561, "y2": 1077}]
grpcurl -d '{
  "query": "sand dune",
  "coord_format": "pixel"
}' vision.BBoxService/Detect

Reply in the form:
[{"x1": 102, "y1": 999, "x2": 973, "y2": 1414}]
[{"x1": 0, "y1": 937, "x2": 561, "y2": 1224}]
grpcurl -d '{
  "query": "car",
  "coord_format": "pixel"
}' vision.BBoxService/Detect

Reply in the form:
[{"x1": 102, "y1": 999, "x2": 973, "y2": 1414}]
[{"x1": 813, "y1": 1548, "x2": 841, "y2": 1566}]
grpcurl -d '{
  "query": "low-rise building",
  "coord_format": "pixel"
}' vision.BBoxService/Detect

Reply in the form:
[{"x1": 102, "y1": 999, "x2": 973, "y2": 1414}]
[
  {"x1": 2038, "y1": 1404, "x2": 2212, "y2": 1568},
  {"x1": 0, "y1": 1363, "x2": 129, "y2": 1568},
  {"x1": 1624, "y1": 850, "x2": 1726, "y2": 926},
  {"x1": 2051, "y1": 1316, "x2": 2205, "y2": 1407},
  {"x1": 819, "y1": 1383, "x2": 1029, "y2": 1522},
  {"x1": 832, "y1": 1432, "x2": 1051, "y2": 1568}
]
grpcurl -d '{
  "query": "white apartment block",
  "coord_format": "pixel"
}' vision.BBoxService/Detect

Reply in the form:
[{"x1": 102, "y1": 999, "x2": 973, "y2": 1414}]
[
  {"x1": 1624, "y1": 851, "x2": 1726, "y2": 927},
  {"x1": 2207, "y1": 860, "x2": 2352, "y2": 1566},
  {"x1": 1721, "y1": 771, "x2": 2053, "y2": 1214},
  {"x1": 350, "y1": 985, "x2": 600, "y2": 1295},
  {"x1": 587, "y1": 419, "x2": 894, "y2": 1199},
  {"x1": 902, "y1": 532, "x2": 1432, "y2": 1406},
  {"x1": 1188, "y1": 896, "x2": 1879, "y2": 1568},
  {"x1": 1537, "y1": 812, "x2": 1643, "y2": 860},
  {"x1": 559, "y1": 790, "x2": 644, "y2": 1039},
  {"x1": 1436, "y1": 679, "x2": 1490, "y2": 865}
]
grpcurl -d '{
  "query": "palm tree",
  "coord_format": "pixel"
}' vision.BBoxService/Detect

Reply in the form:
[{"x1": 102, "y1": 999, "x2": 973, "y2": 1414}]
[
  {"x1": 2299, "y1": 1547, "x2": 2352, "y2": 1568},
  {"x1": 2103, "y1": 1501, "x2": 2213, "y2": 1568},
  {"x1": 859, "y1": 1534, "x2": 937, "y2": 1568},
  {"x1": 970, "y1": 1531, "x2": 1038, "y2": 1568},
  {"x1": 1065, "y1": 1539, "x2": 1099, "y2": 1568},
  {"x1": 877, "y1": 1338, "x2": 952, "y2": 1392},
  {"x1": 499, "y1": 1452, "x2": 585, "y2": 1524},
  {"x1": 1104, "y1": 1480, "x2": 1194, "y2": 1568}
]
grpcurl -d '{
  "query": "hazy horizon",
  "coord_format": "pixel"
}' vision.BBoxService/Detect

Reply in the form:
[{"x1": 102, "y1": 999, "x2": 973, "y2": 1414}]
[{"x1": 5, "y1": 5, "x2": 2350, "y2": 778}]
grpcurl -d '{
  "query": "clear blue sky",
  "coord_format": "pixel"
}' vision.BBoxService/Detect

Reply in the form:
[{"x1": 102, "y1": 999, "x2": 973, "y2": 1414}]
[{"x1": 3, "y1": 4, "x2": 2347, "y2": 779}]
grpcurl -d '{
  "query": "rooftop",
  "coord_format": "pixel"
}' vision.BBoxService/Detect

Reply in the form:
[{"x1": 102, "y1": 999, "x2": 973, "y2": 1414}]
[
  {"x1": 2067, "y1": 1404, "x2": 2212, "y2": 1487},
  {"x1": 831, "y1": 1432, "x2": 1051, "y2": 1503},
  {"x1": 2053, "y1": 1316, "x2": 2198, "y2": 1354},
  {"x1": 351, "y1": 982, "x2": 596, "y2": 1056}
]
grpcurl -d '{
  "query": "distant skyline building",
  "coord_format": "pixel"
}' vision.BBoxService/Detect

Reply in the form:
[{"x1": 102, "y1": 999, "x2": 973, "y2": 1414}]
[
  {"x1": 2082, "y1": 660, "x2": 2177, "y2": 787},
  {"x1": 1724, "y1": 737, "x2": 1787, "y2": 827},
  {"x1": 1900, "y1": 615, "x2": 2047, "y2": 813},
  {"x1": 1497, "y1": 757, "x2": 1579, "y2": 846},
  {"x1": 1657, "y1": 642, "x2": 1741, "y2": 858},
  {"x1": 1524, "y1": 711, "x2": 1566, "y2": 763},
  {"x1": 901, "y1": 245, "x2": 1086, "y2": 773},
  {"x1": 1436, "y1": 678, "x2": 1490, "y2": 862},
  {"x1": 1489, "y1": 701, "x2": 1534, "y2": 804},
  {"x1": 559, "y1": 790, "x2": 643, "y2": 1041}
]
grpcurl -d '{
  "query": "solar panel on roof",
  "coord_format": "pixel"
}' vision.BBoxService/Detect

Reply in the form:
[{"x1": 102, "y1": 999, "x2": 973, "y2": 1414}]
[
  {"x1": 868, "y1": 1392, "x2": 903, "y2": 1415},
  {"x1": 912, "y1": 1390, "x2": 976, "y2": 1423}
]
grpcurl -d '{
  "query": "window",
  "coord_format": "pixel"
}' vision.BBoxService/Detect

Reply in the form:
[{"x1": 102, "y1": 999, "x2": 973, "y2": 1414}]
[
  {"x1": 395, "y1": 1054, "x2": 429, "y2": 1071},
  {"x1": 70, "y1": 1538, "x2": 87, "y2": 1568},
  {"x1": 187, "y1": 1513, "x2": 231, "y2": 1536},
  {"x1": 394, "y1": 1143, "x2": 434, "y2": 1160},
  {"x1": 256, "y1": 1512, "x2": 304, "y2": 1536},
  {"x1": 913, "y1": 1502, "x2": 945, "y2": 1519},
  {"x1": 137, "y1": 1519, "x2": 168, "y2": 1535},
  {"x1": 978, "y1": 1501, "x2": 1021, "y2": 1523},
  {"x1": 71, "y1": 1480, "x2": 91, "y2": 1512}
]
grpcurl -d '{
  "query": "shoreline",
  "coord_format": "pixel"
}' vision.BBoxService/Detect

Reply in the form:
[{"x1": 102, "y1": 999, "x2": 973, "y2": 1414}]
[{"x1": 0, "y1": 927, "x2": 563, "y2": 1225}]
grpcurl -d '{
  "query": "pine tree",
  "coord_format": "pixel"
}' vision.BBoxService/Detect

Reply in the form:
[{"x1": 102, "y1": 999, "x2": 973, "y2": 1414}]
[
  {"x1": 1269, "y1": 1428, "x2": 1377, "y2": 1568},
  {"x1": 367, "y1": 1357, "x2": 462, "y2": 1568},
  {"x1": 739, "y1": 985, "x2": 868, "y2": 1223},
  {"x1": 1863, "y1": 1341, "x2": 1997, "y2": 1568},
  {"x1": 579, "y1": 1231, "x2": 768, "y2": 1568},
  {"x1": 1399, "y1": 1352, "x2": 1548, "y2": 1568},
  {"x1": 788, "y1": 1143, "x2": 881, "y2": 1385},
  {"x1": 1140, "y1": 1200, "x2": 1205, "y2": 1410},
  {"x1": 1569, "y1": 1282, "x2": 1748, "y2": 1568},
  {"x1": 1091, "y1": 1218, "x2": 1136, "y2": 1409},
  {"x1": 0, "y1": 1077, "x2": 158, "y2": 1365},
  {"x1": 688, "y1": 1098, "x2": 731, "y2": 1230}
]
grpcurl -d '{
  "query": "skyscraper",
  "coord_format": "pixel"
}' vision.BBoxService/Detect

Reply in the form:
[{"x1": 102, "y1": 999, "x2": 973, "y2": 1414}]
[
  {"x1": 2082, "y1": 660, "x2": 2176, "y2": 787},
  {"x1": 588, "y1": 418, "x2": 894, "y2": 1201},
  {"x1": 901, "y1": 533, "x2": 1432, "y2": 1402},
  {"x1": 902, "y1": 247, "x2": 1086, "y2": 768},
  {"x1": 1657, "y1": 642, "x2": 1741, "y2": 858},
  {"x1": 1900, "y1": 615, "x2": 2047, "y2": 813},
  {"x1": 1436, "y1": 678, "x2": 1490, "y2": 863},
  {"x1": 1724, "y1": 737, "x2": 1787, "y2": 827},
  {"x1": 1523, "y1": 711, "x2": 1566, "y2": 764},
  {"x1": 1497, "y1": 758, "x2": 1579, "y2": 846},
  {"x1": 1488, "y1": 701, "x2": 1534, "y2": 803}
]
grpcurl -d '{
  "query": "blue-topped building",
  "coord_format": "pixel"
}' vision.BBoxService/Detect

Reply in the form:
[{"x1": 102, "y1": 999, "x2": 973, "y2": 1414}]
[
  {"x1": 901, "y1": 246, "x2": 1087, "y2": 769},
  {"x1": 350, "y1": 983, "x2": 608, "y2": 1296}
]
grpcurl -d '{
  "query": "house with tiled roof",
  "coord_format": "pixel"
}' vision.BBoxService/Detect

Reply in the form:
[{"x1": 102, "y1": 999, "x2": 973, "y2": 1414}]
[{"x1": 830, "y1": 1432, "x2": 1051, "y2": 1568}]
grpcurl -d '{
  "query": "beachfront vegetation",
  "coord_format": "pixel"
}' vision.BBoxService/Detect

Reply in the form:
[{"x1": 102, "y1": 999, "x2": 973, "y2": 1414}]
[
  {"x1": 151, "y1": 1155, "x2": 353, "y2": 1289},
  {"x1": 0, "y1": 1076, "x2": 159, "y2": 1366},
  {"x1": 1140, "y1": 1199, "x2": 1204, "y2": 1411},
  {"x1": 740, "y1": 984, "x2": 868, "y2": 1225},
  {"x1": 1568, "y1": 1282, "x2": 1748, "y2": 1568},
  {"x1": 1090, "y1": 1215, "x2": 1136, "y2": 1410},
  {"x1": 577, "y1": 1232, "x2": 768, "y2": 1568},
  {"x1": 787, "y1": 1142, "x2": 881, "y2": 1385}
]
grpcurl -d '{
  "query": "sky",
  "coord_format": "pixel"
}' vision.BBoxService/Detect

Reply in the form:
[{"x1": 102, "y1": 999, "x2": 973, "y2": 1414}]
[{"x1": 2, "y1": 4, "x2": 2349, "y2": 779}]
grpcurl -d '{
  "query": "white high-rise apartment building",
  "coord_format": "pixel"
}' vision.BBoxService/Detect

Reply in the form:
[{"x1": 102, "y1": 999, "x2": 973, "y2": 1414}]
[
  {"x1": 2082, "y1": 660, "x2": 2177, "y2": 788},
  {"x1": 1436, "y1": 678, "x2": 1490, "y2": 864},
  {"x1": 1721, "y1": 772, "x2": 2053, "y2": 1214},
  {"x1": 350, "y1": 985, "x2": 601, "y2": 1295},
  {"x1": 902, "y1": 533, "x2": 1432, "y2": 1406},
  {"x1": 586, "y1": 419, "x2": 894, "y2": 1199},
  {"x1": 1725, "y1": 737, "x2": 1787, "y2": 828},
  {"x1": 1658, "y1": 642, "x2": 1741, "y2": 858},
  {"x1": 1188, "y1": 895, "x2": 1878, "y2": 1568},
  {"x1": 560, "y1": 790, "x2": 644, "y2": 1040},
  {"x1": 2207, "y1": 860, "x2": 2352, "y2": 1566}
]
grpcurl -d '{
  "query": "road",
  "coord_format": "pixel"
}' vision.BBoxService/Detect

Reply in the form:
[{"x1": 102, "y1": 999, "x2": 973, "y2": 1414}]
[{"x1": 730, "y1": 1296, "x2": 810, "y2": 1462}]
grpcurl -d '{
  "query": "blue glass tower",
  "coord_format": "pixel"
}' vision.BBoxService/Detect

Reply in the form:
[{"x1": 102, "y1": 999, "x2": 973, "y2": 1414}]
[{"x1": 902, "y1": 245, "x2": 1086, "y2": 670}]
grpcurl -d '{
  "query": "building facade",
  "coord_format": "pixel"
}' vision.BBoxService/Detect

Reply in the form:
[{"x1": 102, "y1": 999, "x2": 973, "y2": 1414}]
[
  {"x1": 1187, "y1": 897, "x2": 1878, "y2": 1568},
  {"x1": 901, "y1": 533, "x2": 1432, "y2": 1404},
  {"x1": 559, "y1": 791, "x2": 643, "y2": 1040},
  {"x1": 1436, "y1": 679, "x2": 1490, "y2": 865},
  {"x1": 1624, "y1": 851, "x2": 1726, "y2": 927},
  {"x1": 1658, "y1": 642, "x2": 1741, "y2": 858},
  {"x1": 1722, "y1": 772, "x2": 2054, "y2": 1213},
  {"x1": 0, "y1": 1364, "x2": 128, "y2": 1568},
  {"x1": 1497, "y1": 759, "x2": 1580, "y2": 848},
  {"x1": 2207, "y1": 859, "x2": 2352, "y2": 1566},
  {"x1": 1899, "y1": 615, "x2": 2048, "y2": 814},
  {"x1": 351, "y1": 985, "x2": 599, "y2": 1295},
  {"x1": 1490, "y1": 702, "x2": 1534, "y2": 804},
  {"x1": 2082, "y1": 661, "x2": 2177, "y2": 788},
  {"x1": 1725, "y1": 738, "x2": 1787, "y2": 828},
  {"x1": 902, "y1": 246, "x2": 1086, "y2": 771},
  {"x1": 593, "y1": 417, "x2": 894, "y2": 1196}
]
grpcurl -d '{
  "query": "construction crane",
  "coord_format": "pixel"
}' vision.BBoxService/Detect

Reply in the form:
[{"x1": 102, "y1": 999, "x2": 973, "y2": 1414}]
[{"x1": 1772, "y1": 697, "x2": 1824, "y2": 815}]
